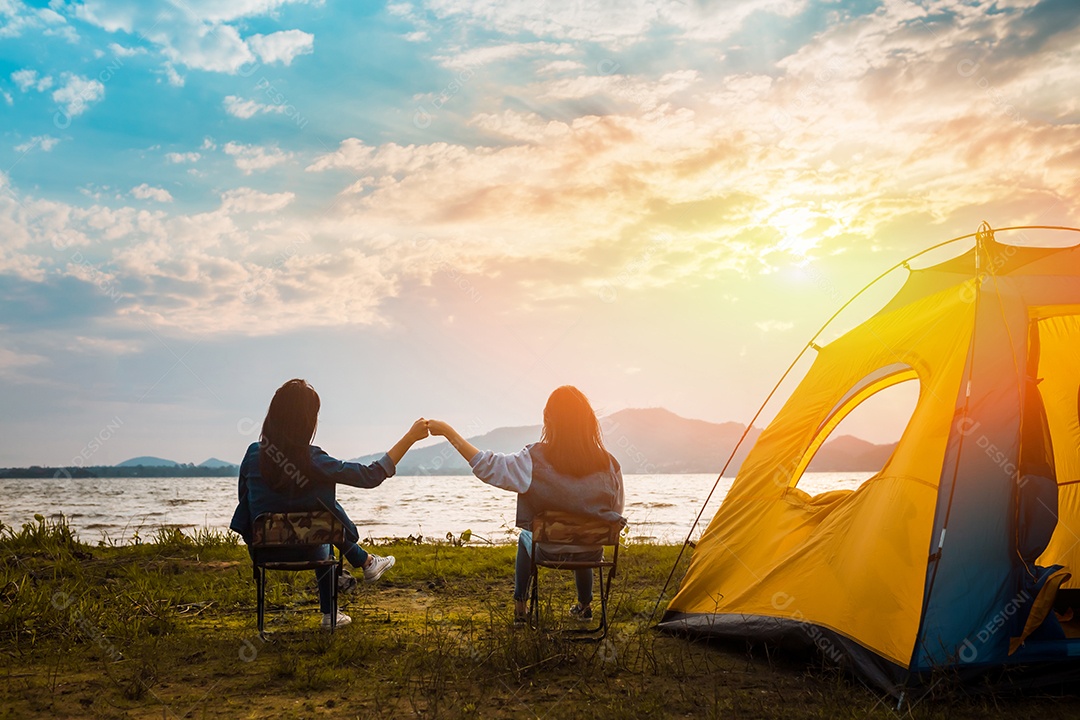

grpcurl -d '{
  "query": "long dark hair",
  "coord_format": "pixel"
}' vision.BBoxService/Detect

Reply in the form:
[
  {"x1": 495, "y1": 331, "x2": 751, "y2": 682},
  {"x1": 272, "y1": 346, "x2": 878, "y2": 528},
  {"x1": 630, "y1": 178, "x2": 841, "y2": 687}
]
[
  {"x1": 259, "y1": 378, "x2": 319, "y2": 493},
  {"x1": 540, "y1": 385, "x2": 610, "y2": 477}
]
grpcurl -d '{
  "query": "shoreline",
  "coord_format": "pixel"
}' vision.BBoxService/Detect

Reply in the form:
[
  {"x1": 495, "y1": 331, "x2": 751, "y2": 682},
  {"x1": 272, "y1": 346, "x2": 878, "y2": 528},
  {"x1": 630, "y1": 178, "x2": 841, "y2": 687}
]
[
  {"x1": 0, "y1": 514, "x2": 664, "y2": 549},
  {"x1": 1, "y1": 471, "x2": 873, "y2": 550}
]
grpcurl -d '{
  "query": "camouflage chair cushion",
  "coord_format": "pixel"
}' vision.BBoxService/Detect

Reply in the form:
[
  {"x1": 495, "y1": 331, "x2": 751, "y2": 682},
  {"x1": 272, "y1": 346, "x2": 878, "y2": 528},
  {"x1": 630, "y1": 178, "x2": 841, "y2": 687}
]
[
  {"x1": 532, "y1": 510, "x2": 625, "y2": 546},
  {"x1": 251, "y1": 511, "x2": 346, "y2": 547}
]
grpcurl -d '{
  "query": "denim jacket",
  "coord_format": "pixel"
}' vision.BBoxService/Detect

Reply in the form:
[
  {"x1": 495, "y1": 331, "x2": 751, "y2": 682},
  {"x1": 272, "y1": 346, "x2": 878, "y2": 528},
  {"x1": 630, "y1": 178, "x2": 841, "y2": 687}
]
[{"x1": 229, "y1": 442, "x2": 396, "y2": 545}]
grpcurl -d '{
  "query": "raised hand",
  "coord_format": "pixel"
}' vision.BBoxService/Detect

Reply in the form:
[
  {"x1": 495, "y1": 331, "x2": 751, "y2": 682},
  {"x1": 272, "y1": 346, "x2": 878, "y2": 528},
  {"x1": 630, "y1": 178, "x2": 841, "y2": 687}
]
[
  {"x1": 425, "y1": 419, "x2": 452, "y2": 437},
  {"x1": 409, "y1": 418, "x2": 429, "y2": 442},
  {"x1": 388, "y1": 418, "x2": 431, "y2": 465},
  {"x1": 424, "y1": 419, "x2": 479, "y2": 463}
]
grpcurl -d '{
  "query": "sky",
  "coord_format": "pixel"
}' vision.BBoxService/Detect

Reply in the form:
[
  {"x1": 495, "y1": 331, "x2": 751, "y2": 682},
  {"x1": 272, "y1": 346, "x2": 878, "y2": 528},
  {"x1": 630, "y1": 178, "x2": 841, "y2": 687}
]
[{"x1": 0, "y1": 0, "x2": 1077, "y2": 467}]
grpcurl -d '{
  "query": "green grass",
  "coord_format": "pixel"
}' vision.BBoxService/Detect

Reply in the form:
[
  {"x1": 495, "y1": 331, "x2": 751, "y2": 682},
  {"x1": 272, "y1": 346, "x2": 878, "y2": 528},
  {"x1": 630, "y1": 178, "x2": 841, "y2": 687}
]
[{"x1": 3, "y1": 517, "x2": 1080, "y2": 718}]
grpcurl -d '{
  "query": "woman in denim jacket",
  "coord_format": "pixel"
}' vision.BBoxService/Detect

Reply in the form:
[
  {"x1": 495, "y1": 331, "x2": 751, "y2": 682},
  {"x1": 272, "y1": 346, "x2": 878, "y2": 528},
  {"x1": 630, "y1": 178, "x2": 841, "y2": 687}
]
[{"x1": 230, "y1": 378, "x2": 428, "y2": 629}]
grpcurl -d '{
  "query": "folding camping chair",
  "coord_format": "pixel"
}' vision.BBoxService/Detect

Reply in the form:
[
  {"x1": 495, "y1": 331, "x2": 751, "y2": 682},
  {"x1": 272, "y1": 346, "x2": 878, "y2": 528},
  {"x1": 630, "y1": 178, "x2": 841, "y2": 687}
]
[
  {"x1": 528, "y1": 510, "x2": 625, "y2": 641},
  {"x1": 250, "y1": 508, "x2": 346, "y2": 639}
]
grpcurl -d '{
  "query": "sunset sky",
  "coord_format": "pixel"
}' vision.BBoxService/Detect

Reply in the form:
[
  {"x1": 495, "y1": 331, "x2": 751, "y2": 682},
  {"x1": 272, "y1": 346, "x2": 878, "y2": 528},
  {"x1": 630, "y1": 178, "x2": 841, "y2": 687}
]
[{"x1": 1, "y1": 0, "x2": 1077, "y2": 467}]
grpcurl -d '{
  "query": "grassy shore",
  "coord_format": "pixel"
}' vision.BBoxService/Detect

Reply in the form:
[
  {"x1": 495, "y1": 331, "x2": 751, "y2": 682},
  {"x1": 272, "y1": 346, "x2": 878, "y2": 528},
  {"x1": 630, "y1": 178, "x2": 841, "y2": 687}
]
[{"x1": 3, "y1": 517, "x2": 1080, "y2": 719}]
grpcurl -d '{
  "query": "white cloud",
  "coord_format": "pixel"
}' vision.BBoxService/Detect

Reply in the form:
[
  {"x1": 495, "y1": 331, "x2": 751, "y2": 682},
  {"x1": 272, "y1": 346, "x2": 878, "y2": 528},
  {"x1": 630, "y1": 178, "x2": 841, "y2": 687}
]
[
  {"x1": 410, "y1": 0, "x2": 809, "y2": 45},
  {"x1": 468, "y1": 110, "x2": 571, "y2": 142},
  {"x1": 0, "y1": 347, "x2": 47, "y2": 371},
  {"x1": 223, "y1": 95, "x2": 288, "y2": 119},
  {"x1": 220, "y1": 187, "x2": 295, "y2": 213},
  {"x1": 403, "y1": 30, "x2": 428, "y2": 42},
  {"x1": 11, "y1": 68, "x2": 53, "y2": 92},
  {"x1": 306, "y1": 138, "x2": 471, "y2": 174},
  {"x1": 75, "y1": 2, "x2": 317, "y2": 76},
  {"x1": 165, "y1": 151, "x2": 201, "y2": 163},
  {"x1": 51, "y1": 73, "x2": 105, "y2": 117},
  {"x1": 2, "y1": 90, "x2": 11, "y2": 105},
  {"x1": 107, "y1": 42, "x2": 145, "y2": 57},
  {"x1": 163, "y1": 62, "x2": 185, "y2": 87},
  {"x1": 541, "y1": 69, "x2": 700, "y2": 109},
  {"x1": 163, "y1": 23, "x2": 254, "y2": 73},
  {"x1": 755, "y1": 320, "x2": 795, "y2": 333},
  {"x1": 131, "y1": 184, "x2": 174, "y2": 202},
  {"x1": 222, "y1": 95, "x2": 260, "y2": 119},
  {"x1": 0, "y1": 174, "x2": 398, "y2": 335},
  {"x1": 14, "y1": 135, "x2": 60, "y2": 153},
  {"x1": 247, "y1": 29, "x2": 314, "y2": 66},
  {"x1": 223, "y1": 142, "x2": 293, "y2": 173},
  {"x1": 434, "y1": 42, "x2": 573, "y2": 69},
  {"x1": 76, "y1": 2, "x2": 252, "y2": 73},
  {"x1": 0, "y1": 0, "x2": 74, "y2": 40},
  {"x1": 3, "y1": 0, "x2": 1079, "y2": 346},
  {"x1": 537, "y1": 60, "x2": 585, "y2": 74},
  {"x1": 0, "y1": 1, "x2": 33, "y2": 39},
  {"x1": 78, "y1": 0, "x2": 320, "y2": 27},
  {"x1": 67, "y1": 336, "x2": 144, "y2": 355}
]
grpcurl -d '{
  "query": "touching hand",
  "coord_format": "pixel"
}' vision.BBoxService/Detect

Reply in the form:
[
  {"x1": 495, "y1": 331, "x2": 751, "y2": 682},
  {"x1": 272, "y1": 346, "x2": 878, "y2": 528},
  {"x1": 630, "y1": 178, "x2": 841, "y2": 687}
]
[
  {"x1": 409, "y1": 418, "x2": 429, "y2": 442},
  {"x1": 426, "y1": 419, "x2": 452, "y2": 437}
]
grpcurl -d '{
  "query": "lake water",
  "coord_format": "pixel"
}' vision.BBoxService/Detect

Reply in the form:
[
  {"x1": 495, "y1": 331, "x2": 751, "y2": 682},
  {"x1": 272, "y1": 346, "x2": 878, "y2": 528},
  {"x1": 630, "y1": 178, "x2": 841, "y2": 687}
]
[{"x1": 0, "y1": 472, "x2": 874, "y2": 546}]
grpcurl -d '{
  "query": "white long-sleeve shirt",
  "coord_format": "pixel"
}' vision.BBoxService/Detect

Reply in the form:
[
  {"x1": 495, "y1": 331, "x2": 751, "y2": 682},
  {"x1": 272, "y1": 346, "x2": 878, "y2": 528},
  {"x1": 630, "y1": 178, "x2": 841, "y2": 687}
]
[
  {"x1": 469, "y1": 446, "x2": 606, "y2": 552},
  {"x1": 469, "y1": 447, "x2": 533, "y2": 493}
]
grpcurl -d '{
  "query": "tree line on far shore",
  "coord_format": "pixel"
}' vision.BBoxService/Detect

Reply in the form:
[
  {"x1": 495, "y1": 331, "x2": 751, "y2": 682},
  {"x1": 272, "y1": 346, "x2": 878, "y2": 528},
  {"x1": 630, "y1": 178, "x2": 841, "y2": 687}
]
[{"x1": 0, "y1": 464, "x2": 239, "y2": 479}]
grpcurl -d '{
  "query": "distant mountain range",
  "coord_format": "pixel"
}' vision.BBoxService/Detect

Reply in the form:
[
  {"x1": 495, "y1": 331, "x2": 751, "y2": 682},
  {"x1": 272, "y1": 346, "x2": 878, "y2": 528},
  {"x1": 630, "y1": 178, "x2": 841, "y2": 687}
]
[
  {"x1": 352, "y1": 407, "x2": 897, "y2": 476},
  {"x1": 115, "y1": 456, "x2": 237, "y2": 469},
  {"x1": 198, "y1": 458, "x2": 237, "y2": 469},
  {"x1": 2, "y1": 409, "x2": 897, "y2": 479}
]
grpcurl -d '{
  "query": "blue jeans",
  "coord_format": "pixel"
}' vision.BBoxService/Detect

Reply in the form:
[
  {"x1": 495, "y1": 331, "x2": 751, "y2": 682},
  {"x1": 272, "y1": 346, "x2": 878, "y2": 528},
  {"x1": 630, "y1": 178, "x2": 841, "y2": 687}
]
[
  {"x1": 252, "y1": 542, "x2": 369, "y2": 615},
  {"x1": 514, "y1": 530, "x2": 599, "y2": 605}
]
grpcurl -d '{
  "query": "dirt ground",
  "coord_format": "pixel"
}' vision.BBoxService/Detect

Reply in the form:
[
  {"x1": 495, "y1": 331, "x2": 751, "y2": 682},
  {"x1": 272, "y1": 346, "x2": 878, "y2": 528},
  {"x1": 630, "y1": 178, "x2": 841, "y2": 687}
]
[{"x1": 5, "y1": 534, "x2": 1080, "y2": 719}]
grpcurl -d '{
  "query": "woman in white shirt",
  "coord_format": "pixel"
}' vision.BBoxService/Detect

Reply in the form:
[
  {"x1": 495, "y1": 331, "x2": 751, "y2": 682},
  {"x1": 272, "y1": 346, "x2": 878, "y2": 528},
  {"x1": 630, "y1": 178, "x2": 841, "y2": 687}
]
[{"x1": 427, "y1": 386, "x2": 624, "y2": 622}]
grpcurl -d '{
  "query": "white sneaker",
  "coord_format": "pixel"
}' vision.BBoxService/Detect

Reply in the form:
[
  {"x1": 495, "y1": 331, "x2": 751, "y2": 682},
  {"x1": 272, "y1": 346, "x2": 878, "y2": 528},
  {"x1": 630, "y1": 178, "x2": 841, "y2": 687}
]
[
  {"x1": 363, "y1": 554, "x2": 395, "y2": 582},
  {"x1": 321, "y1": 611, "x2": 351, "y2": 629}
]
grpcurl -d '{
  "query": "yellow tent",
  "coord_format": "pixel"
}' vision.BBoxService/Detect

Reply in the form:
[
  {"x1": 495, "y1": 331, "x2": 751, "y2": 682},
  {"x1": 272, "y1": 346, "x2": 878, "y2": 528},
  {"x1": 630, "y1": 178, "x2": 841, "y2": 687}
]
[{"x1": 660, "y1": 226, "x2": 1080, "y2": 694}]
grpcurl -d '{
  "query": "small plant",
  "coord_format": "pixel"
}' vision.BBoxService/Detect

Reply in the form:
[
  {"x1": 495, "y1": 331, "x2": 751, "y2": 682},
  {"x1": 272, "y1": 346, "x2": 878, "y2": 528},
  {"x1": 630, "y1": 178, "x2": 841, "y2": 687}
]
[
  {"x1": 152, "y1": 526, "x2": 192, "y2": 548},
  {"x1": 444, "y1": 529, "x2": 472, "y2": 547},
  {"x1": 189, "y1": 526, "x2": 238, "y2": 549},
  {"x1": 2, "y1": 513, "x2": 86, "y2": 559}
]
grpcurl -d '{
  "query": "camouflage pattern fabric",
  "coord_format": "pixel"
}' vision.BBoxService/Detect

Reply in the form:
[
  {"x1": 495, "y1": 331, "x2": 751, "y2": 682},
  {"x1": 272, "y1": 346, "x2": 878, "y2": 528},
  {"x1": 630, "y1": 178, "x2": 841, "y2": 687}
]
[
  {"x1": 532, "y1": 510, "x2": 625, "y2": 545},
  {"x1": 251, "y1": 511, "x2": 346, "y2": 547}
]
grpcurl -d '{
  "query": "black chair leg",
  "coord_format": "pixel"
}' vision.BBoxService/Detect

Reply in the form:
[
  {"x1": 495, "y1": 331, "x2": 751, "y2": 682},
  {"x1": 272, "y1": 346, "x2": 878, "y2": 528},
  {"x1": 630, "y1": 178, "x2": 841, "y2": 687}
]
[
  {"x1": 529, "y1": 566, "x2": 539, "y2": 630},
  {"x1": 597, "y1": 566, "x2": 608, "y2": 640},
  {"x1": 329, "y1": 561, "x2": 339, "y2": 633},
  {"x1": 256, "y1": 567, "x2": 266, "y2": 640},
  {"x1": 527, "y1": 541, "x2": 540, "y2": 630}
]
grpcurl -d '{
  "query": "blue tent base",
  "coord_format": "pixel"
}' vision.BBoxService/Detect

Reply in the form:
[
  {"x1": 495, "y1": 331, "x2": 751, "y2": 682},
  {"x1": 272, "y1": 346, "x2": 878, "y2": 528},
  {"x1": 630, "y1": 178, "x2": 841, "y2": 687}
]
[{"x1": 658, "y1": 612, "x2": 1080, "y2": 700}]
